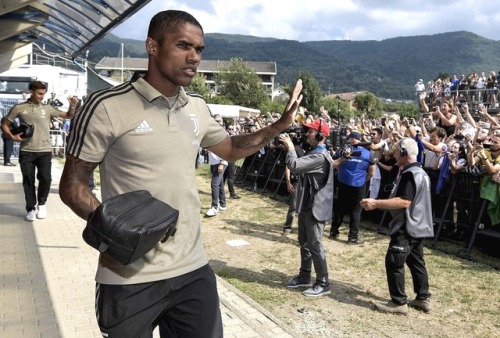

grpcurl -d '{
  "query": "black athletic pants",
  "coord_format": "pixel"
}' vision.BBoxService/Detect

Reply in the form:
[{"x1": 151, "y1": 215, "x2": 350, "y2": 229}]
[
  {"x1": 385, "y1": 233, "x2": 431, "y2": 305},
  {"x1": 95, "y1": 264, "x2": 223, "y2": 338},
  {"x1": 3, "y1": 136, "x2": 14, "y2": 164},
  {"x1": 19, "y1": 151, "x2": 52, "y2": 212}
]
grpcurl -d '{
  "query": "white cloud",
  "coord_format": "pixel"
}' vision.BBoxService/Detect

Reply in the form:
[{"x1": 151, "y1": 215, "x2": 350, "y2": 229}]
[{"x1": 111, "y1": 0, "x2": 500, "y2": 42}]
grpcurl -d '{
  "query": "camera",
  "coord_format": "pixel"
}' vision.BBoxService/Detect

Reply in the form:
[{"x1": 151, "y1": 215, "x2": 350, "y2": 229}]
[
  {"x1": 341, "y1": 144, "x2": 361, "y2": 159},
  {"x1": 275, "y1": 126, "x2": 307, "y2": 148},
  {"x1": 51, "y1": 98, "x2": 64, "y2": 107}
]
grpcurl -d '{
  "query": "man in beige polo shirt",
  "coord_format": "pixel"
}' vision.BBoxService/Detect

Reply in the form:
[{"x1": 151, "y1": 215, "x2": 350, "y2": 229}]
[
  {"x1": 1, "y1": 81, "x2": 78, "y2": 221},
  {"x1": 59, "y1": 10, "x2": 303, "y2": 338}
]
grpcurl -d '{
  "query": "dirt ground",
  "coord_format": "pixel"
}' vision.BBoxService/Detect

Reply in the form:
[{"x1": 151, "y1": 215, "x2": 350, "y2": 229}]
[{"x1": 196, "y1": 167, "x2": 500, "y2": 338}]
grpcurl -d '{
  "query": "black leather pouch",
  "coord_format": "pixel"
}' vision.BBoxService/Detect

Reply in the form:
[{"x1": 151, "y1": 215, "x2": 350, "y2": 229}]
[
  {"x1": 11, "y1": 122, "x2": 34, "y2": 139},
  {"x1": 83, "y1": 190, "x2": 179, "y2": 265}
]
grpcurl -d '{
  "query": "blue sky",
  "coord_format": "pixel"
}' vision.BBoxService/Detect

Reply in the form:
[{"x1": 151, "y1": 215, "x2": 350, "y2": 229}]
[{"x1": 112, "y1": 0, "x2": 500, "y2": 42}]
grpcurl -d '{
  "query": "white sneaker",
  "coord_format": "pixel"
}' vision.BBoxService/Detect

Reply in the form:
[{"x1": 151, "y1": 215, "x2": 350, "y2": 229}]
[
  {"x1": 25, "y1": 210, "x2": 36, "y2": 222},
  {"x1": 218, "y1": 206, "x2": 227, "y2": 211},
  {"x1": 36, "y1": 205, "x2": 47, "y2": 219},
  {"x1": 205, "y1": 207, "x2": 218, "y2": 217}
]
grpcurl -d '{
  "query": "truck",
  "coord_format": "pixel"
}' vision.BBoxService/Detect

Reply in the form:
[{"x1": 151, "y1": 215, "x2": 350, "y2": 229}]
[
  {"x1": 0, "y1": 64, "x2": 86, "y2": 114},
  {"x1": 0, "y1": 64, "x2": 86, "y2": 158}
]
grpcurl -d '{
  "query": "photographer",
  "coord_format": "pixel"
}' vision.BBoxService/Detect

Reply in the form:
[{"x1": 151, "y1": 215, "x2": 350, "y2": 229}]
[
  {"x1": 281, "y1": 128, "x2": 306, "y2": 236},
  {"x1": 280, "y1": 119, "x2": 334, "y2": 297},
  {"x1": 330, "y1": 131, "x2": 375, "y2": 244}
]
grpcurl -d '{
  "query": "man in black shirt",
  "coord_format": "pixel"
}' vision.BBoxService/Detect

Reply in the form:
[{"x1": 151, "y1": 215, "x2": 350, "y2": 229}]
[{"x1": 361, "y1": 138, "x2": 433, "y2": 315}]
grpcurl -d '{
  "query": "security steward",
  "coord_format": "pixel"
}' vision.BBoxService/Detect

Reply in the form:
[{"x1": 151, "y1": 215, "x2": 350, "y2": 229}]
[
  {"x1": 330, "y1": 131, "x2": 375, "y2": 244},
  {"x1": 361, "y1": 137, "x2": 433, "y2": 315}
]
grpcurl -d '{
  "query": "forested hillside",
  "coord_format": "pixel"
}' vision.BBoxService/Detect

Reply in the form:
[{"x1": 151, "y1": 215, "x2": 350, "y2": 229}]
[{"x1": 89, "y1": 31, "x2": 500, "y2": 100}]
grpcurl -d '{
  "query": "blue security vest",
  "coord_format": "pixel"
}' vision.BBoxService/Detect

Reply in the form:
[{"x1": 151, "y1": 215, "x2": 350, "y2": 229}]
[{"x1": 337, "y1": 146, "x2": 371, "y2": 187}]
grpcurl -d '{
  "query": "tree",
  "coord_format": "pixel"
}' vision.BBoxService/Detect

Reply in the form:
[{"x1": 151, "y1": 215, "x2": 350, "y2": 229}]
[
  {"x1": 382, "y1": 101, "x2": 420, "y2": 118},
  {"x1": 207, "y1": 95, "x2": 233, "y2": 105},
  {"x1": 354, "y1": 92, "x2": 382, "y2": 118},
  {"x1": 215, "y1": 58, "x2": 268, "y2": 108},
  {"x1": 437, "y1": 72, "x2": 451, "y2": 81},
  {"x1": 184, "y1": 73, "x2": 211, "y2": 99},
  {"x1": 297, "y1": 71, "x2": 322, "y2": 114},
  {"x1": 259, "y1": 99, "x2": 286, "y2": 117},
  {"x1": 320, "y1": 95, "x2": 353, "y2": 123}
]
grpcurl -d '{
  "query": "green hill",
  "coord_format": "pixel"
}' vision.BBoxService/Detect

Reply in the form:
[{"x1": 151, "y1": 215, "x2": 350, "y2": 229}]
[{"x1": 89, "y1": 31, "x2": 500, "y2": 100}]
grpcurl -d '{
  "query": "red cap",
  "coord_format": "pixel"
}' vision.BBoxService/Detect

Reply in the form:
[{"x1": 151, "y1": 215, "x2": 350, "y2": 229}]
[{"x1": 303, "y1": 119, "x2": 330, "y2": 136}]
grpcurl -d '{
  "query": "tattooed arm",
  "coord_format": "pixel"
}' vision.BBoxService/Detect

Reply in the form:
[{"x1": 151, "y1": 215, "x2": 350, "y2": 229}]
[
  {"x1": 59, "y1": 155, "x2": 101, "y2": 220},
  {"x1": 208, "y1": 79, "x2": 303, "y2": 161}
]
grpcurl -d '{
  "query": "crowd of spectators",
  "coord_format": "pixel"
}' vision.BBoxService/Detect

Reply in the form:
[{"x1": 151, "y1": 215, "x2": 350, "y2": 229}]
[
  {"x1": 225, "y1": 79, "x2": 500, "y2": 248},
  {"x1": 420, "y1": 71, "x2": 500, "y2": 107}
]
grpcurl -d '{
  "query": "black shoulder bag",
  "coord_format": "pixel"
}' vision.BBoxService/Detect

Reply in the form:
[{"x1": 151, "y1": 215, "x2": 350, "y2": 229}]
[{"x1": 83, "y1": 190, "x2": 179, "y2": 265}]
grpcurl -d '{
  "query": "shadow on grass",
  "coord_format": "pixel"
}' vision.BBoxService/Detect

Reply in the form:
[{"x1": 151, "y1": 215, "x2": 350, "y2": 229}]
[
  {"x1": 210, "y1": 258, "x2": 385, "y2": 311},
  {"x1": 363, "y1": 221, "x2": 500, "y2": 270},
  {"x1": 217, "y1": 217, "x2": 393, "y2": 247},
  {"x1": 219, "y1": 218, "x2": 298, "y2": 242}
]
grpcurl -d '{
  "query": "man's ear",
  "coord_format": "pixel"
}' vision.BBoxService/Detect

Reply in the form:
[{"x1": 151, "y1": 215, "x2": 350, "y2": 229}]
[{"x1": 146, "y1": 37, "x2": 157, "y2": 56}]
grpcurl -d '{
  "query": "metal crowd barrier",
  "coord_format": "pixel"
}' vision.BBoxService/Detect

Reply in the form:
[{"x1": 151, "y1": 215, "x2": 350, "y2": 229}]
[
  {"x1": 237, "y1": 148, "x2": 499, "y2": 257},
  {"x1": 1, "y1": 98, "x2": 22, "y2": 159},
  {"x1": 430, "y1": 173, "x2": 489, "y2": 252},
  {"x1": 1, "y1": 99, "x2": 69, "y2": 159},
  {"x1": 49, "y1": 129, "x2": 67, "y2": 157},
  {"x1": 235, "y1": 147, "x2": 288, "y2": 201}
]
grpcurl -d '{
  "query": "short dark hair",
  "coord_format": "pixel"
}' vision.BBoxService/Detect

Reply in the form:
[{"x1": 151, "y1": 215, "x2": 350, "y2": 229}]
[
  {"x1": 29, "y1": 81, "x2": 47, "y2": 91},
  {"x1": 147, "y1": 10, "x2": 203, "y2": 45},
  {"x1": 429, "y1": 126, "x2": 447, "y2": 139}
]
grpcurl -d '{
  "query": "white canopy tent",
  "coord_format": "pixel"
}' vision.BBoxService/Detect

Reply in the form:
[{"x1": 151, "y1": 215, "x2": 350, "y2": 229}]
[{"x1": 207, "y1": 104, "x2": 260, "y2": 118}]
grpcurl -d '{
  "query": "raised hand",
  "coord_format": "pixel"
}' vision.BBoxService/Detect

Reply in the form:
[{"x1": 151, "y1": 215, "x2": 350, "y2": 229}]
[{"x1": 274, "y1": 80, "x2": 303, "y2": 131}]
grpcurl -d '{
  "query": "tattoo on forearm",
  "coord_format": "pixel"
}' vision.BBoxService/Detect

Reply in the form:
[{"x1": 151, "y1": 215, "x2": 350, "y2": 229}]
[
  {"x1": 59, "y1": 156, "x2": 100, "y2": 220},
  {"x1": 233, "y1": 127, "x2": 276, "y2": 149}
]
